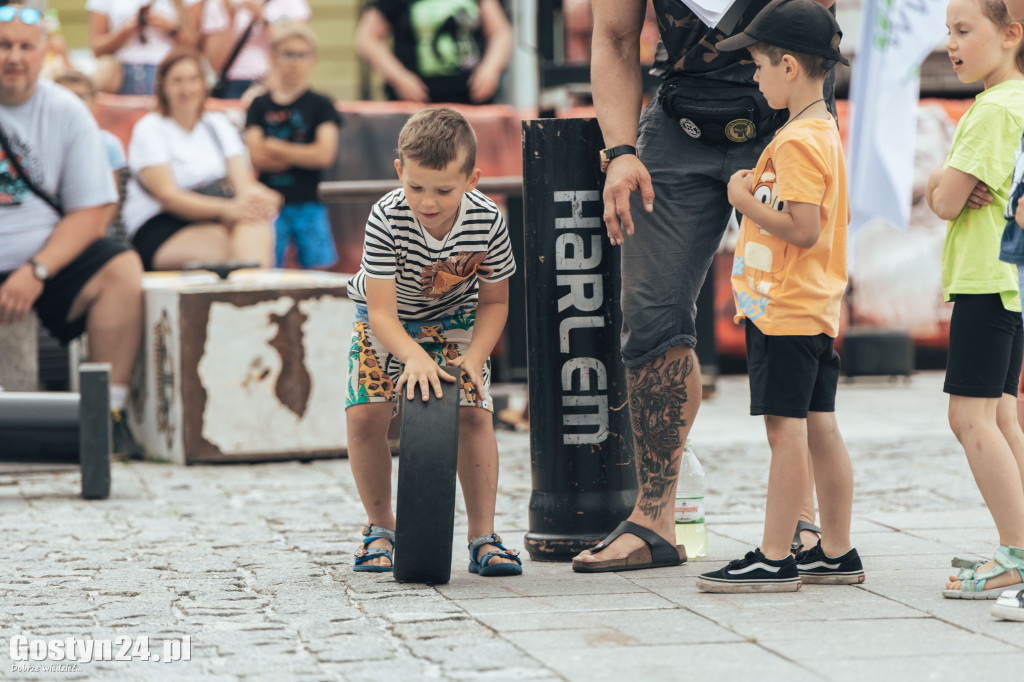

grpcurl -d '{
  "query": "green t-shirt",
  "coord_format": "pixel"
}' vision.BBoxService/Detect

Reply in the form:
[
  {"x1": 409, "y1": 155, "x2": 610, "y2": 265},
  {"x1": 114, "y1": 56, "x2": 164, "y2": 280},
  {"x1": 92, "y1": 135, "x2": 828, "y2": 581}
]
[{"x1": 942, "y1": 80, "x2": 1024, "y2": 312}]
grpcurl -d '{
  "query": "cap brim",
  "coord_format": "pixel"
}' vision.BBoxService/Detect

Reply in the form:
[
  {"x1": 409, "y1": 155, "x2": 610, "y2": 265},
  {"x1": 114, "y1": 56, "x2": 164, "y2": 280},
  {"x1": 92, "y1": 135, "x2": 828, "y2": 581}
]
[{"x1": 716, "y1": 32, "x2": 758, "y2": 53}]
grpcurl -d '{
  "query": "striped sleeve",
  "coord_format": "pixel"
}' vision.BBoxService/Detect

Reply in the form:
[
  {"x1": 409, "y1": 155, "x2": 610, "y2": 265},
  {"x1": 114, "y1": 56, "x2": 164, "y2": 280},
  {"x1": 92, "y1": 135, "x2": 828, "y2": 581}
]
[
  {"x1": 480, "y1": 204, "x2": 516, "y2": 283},
  {"x1": 360, "y1": 192, "x2": 401, "y2": 279}
]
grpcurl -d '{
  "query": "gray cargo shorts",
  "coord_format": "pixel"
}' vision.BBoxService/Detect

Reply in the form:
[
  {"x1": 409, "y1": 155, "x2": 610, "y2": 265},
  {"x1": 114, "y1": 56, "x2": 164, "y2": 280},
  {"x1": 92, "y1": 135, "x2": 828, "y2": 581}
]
[{"x1": 619, "y1": 98, "x2": 769, "y2": 368}]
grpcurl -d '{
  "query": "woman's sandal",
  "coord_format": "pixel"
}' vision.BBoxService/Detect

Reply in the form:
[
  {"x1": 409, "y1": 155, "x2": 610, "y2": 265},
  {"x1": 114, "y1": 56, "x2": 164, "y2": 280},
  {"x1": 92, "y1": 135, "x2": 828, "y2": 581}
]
[
  {"x1": 942, "y1": 545, "x2": 1024, "y2": 599},
  {"x1": 353, "y1": 524, "x2": 395, "y2": 573},
  {"x1": 791, "y1": 520, "x2": 821, "y2": 554},
  {"x1": 571, "y1": 520, "x2": 686, "y2": 573},
  {"x1": 468, "y1": 533, "x2": 523, "y2": 577}
]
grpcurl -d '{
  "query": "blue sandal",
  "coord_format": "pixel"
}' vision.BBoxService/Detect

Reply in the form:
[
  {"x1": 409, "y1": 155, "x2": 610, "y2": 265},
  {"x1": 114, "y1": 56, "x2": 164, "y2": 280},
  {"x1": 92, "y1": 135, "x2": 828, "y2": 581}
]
[
  {"x1": 353, "y1": 524, "x2": 395, "y2": 573},
  {"x1": 468, "y1": 534, "x2": 523, "y2": 577},
  {"x1": 943, "y1": 545, "x2": 1024, "y2": 599}
]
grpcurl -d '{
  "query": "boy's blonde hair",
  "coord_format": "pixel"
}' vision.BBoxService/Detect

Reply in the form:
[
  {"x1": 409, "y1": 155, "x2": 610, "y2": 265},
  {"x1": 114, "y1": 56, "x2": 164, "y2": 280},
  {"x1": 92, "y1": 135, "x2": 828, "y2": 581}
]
[
  {"x1": 271, "y1": 22, "x2": 318, "y2": 53},
  {"x1": 750, "y1": 38, "x2": 839, "y2": 79},
  {"x1": 54, "y1": 69, "x2": 97, "y2": 97},
  {"x1": 979, "y1": 0, "x2": 1024, "y2": 74},
  {"x1": 396, "y1": 107, "x2": 477, "y2": 177}
]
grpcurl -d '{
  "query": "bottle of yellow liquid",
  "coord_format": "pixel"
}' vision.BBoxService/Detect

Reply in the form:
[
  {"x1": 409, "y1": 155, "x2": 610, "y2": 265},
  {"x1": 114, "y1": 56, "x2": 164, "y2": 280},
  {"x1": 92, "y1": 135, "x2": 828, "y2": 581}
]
[{"x1": 675, "y1": 444, "x2": 707, "y2": 557}]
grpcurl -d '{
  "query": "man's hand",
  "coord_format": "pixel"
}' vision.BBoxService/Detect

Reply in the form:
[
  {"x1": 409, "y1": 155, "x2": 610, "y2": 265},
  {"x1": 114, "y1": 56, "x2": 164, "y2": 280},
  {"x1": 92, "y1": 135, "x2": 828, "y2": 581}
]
[
  {"x1": 448, "y1": 352, "x2": 487, "y2": 407},
  {"x1": 727, "y1": 169, "x2": 754, "y2": 208},
  {"x1": 602, "y1": 154, "x2": 654, "y2": 246},
  {"x1": 0, "y1": 266, "x2": 44, "y2": 325},
  {"x1": 1015, "y1": 199, "x2": 1024, "y2": 229}
]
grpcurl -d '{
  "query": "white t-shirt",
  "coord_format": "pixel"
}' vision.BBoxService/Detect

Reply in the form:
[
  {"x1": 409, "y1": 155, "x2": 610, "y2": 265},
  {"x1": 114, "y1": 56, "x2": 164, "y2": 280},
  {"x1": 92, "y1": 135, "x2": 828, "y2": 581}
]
[
  {"x1": 201, "y1": 0, "x2": 312, "y2": 81},
  {"x1": 0, "y1": 81, "x2": 118, "y2": 273},
  {"x1": 346, "y1": 188, "x2": 517, "y2": 321},
  {"x1": 121, "y1": 111, "x2": 245, "y2": 234},
  {"x1": 86, "y1": 0, "x2": 203, "y2": 65}
]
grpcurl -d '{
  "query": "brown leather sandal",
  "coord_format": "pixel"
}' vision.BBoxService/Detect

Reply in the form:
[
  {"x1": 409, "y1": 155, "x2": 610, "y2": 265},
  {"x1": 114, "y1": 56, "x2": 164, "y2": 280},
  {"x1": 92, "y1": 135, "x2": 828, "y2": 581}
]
[{"x1": 571, "y1": 520, "x2": 686, "y2": 573}]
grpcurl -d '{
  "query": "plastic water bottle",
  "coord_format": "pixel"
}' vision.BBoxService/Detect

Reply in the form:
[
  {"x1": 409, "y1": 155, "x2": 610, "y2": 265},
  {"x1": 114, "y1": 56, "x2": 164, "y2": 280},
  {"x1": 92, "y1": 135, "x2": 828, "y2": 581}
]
[{"x1": 675, "y1": 444, "x2": 707, "y2": 557}]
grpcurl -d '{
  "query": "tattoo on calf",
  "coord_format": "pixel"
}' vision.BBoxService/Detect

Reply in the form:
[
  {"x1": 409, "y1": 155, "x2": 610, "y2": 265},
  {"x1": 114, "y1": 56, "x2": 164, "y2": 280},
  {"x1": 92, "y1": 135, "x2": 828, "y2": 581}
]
[{"x1": 627, "y1": 354, "x2": 694, "y2": 520}]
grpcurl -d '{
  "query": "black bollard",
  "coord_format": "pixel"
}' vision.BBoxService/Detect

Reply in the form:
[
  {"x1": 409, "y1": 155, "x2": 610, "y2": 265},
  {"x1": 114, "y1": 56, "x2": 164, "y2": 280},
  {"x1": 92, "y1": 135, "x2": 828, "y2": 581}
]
[{"x1": 522, "y1": 118, "x2": 635, "y2": 561}]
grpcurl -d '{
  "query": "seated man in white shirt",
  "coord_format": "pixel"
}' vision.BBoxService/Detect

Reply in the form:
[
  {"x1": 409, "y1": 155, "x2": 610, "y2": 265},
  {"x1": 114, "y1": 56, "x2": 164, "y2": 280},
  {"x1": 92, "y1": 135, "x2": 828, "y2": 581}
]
[{"x1": 0, "y1": 5, "x2": 144, "y2": 455}]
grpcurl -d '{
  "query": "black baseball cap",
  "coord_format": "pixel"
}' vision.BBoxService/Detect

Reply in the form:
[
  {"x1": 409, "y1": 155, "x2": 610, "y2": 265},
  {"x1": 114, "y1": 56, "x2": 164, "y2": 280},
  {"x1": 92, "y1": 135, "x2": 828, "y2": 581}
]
[{"x1": 717, "y1": 0, "x2": 850, "y2": 67}]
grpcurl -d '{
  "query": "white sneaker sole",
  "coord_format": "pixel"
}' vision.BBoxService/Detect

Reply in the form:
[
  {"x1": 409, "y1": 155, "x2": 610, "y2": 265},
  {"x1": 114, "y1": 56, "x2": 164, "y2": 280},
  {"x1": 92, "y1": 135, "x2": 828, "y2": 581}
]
[
  {"x1": 696, "y1": 576, "x2": 802, "y2": 593},
  {"x1": 799, "y1": 571, "x2": 866, "y2": 585},
  {"x1": 990, "y1": 604, "x2": 1024, "y2": 621}
]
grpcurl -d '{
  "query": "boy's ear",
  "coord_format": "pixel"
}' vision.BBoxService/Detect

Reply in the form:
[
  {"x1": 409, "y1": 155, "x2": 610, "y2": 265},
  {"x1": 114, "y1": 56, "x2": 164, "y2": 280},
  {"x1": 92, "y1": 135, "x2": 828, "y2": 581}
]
[
  {"x1": 781, "y1": 53, "x2": 799, "y2": 80},
  {"x1": 394, "y1": 158, "x2": 403, "y2": 180},
  {"x1": 465, "y1": 168, "x2": 481, "y2": 192}
]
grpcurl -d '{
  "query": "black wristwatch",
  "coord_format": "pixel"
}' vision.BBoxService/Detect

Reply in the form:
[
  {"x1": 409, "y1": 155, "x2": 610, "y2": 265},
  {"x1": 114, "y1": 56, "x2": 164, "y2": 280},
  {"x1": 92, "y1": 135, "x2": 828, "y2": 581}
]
[
  {"x1": 27, "y1": 257, "x2": 50, "y2": 282},
  {"x1": 599, "y1": 145, "x2": 638, "y2": 173}
]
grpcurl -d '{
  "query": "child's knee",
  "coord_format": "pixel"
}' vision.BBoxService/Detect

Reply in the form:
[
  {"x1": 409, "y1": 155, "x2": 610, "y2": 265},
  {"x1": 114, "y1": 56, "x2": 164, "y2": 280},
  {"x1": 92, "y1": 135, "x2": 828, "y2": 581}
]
[
  {"x1": 459, "y1": 405, "x2": 494, "y2": 431},
  {"x1": 346, "y1": 403, "x2": 394, "y2": 438}
]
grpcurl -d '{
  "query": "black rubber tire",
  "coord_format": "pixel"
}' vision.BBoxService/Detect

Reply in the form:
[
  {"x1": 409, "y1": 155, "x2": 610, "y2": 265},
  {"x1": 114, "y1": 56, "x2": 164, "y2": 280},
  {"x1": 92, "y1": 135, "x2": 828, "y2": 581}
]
[{"x1": 394, "y1": 367, "x2": 461, "y2": 583}]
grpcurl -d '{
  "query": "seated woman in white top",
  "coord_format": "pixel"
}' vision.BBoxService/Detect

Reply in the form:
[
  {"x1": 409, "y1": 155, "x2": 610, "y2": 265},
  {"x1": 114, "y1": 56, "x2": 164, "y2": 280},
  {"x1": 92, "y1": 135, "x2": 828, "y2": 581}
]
[
  {"x1": 121, "y1": 48, "x2": 281, "y2": 271},
  {"x1": 88, "y1": 0, "x2": 203, "y2": 95}
]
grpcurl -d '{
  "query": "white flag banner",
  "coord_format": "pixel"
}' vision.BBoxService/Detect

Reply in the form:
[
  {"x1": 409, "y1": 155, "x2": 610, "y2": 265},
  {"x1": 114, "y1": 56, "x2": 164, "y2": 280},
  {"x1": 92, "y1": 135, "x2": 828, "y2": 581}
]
[{"x1": 848, "y1": 0, "x2": 948, "y2": 235}]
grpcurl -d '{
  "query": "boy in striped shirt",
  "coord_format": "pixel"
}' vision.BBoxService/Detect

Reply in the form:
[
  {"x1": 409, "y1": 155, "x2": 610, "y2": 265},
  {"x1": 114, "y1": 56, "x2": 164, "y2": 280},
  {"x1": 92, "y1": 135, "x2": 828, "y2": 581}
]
[{"x1": 344, "y1": 107, "x2": 522, "y2": 577}]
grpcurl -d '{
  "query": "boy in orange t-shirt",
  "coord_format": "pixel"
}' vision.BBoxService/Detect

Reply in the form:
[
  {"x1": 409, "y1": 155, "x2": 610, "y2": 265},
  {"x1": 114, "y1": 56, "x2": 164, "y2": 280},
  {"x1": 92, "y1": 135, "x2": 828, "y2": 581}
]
[{"x1": 696, "y1": 0, "x2": 863, "y2": 593}]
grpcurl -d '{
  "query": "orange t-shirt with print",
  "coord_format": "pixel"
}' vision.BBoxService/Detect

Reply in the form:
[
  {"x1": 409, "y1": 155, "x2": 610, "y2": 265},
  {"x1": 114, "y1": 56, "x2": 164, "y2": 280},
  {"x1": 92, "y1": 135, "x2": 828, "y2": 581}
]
[{"x1": 731, "y1": 117, "x2": 848, "y2": 337}]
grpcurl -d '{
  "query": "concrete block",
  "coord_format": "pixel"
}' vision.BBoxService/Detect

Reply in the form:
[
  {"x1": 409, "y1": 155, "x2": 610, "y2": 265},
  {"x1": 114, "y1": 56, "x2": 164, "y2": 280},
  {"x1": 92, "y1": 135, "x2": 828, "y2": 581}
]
[
  {"x1": 0, "y1": 313, "x2": 38, "y2": 391},
  {"x1": 131, "y1": 270, "x2": 356, "y2": 463}
]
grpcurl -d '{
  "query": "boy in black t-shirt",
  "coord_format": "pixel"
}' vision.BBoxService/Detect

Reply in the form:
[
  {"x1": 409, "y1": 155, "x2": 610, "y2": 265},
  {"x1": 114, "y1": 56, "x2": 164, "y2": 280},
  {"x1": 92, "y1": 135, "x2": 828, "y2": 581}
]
[{"x1": 245, "y1": 23, "x2": 341, "y2": 268}]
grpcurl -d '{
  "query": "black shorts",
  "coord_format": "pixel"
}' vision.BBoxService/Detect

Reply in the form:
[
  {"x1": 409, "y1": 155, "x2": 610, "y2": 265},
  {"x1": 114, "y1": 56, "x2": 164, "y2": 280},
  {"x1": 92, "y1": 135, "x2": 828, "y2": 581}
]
[
  {"x1": 131, "y1": 212, "x2": 191, "y2": 271},
  {"x1": 944, "y1": 293, "x2": 1023, "y2": 398},
  {"x1": 0, "y1": 238, "x2": 131, "y2": 344},
  {"x1": 745, "y1": 322, "x2": 841, "y2": 418}
]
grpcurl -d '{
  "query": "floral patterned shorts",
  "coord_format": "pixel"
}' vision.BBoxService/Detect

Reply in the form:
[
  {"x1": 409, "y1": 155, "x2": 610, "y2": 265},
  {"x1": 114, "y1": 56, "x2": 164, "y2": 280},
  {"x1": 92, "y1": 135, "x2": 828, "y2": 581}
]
[{"x1": 345, "y1": 305, "x2": 492, "y2": 411}]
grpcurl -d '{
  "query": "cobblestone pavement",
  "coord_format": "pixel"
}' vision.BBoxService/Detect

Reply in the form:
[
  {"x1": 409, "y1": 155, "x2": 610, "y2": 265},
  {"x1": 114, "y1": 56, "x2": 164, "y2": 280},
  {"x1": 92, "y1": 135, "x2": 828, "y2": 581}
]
[{"x1": 1, "y1": 371, "x2": 1022, "y2": 681}]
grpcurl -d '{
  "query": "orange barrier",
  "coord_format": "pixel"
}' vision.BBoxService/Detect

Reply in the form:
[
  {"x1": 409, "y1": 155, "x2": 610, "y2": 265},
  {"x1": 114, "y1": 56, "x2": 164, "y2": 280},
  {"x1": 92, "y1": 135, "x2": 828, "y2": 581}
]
[{"x1": 94, "y1": 95, "x2": 523, "y2": 178}]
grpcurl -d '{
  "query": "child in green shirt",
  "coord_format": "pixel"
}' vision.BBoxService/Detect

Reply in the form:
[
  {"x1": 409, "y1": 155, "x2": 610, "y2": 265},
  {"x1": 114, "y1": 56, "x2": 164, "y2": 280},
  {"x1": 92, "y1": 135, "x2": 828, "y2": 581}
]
[{"x1": 926, "y1": 0, "x2": 1024, "y2": 600}]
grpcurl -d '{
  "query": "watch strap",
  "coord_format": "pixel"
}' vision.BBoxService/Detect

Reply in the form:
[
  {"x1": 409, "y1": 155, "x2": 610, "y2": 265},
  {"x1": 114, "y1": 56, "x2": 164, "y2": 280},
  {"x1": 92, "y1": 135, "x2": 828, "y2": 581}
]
[{"x1": 600, "y1": 145, "x2": 638, "y2": 172}]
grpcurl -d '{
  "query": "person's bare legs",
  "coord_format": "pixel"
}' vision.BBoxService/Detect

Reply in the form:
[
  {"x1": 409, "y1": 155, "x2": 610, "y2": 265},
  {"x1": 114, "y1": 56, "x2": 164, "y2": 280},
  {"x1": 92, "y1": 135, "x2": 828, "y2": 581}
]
[
  {"x1": 150, "y1": 224, "x2": 231, "y2": 271},
  {"x1": 760, "y1": 416, "x2": 810, "y2": 560},
  {"x1": 346, "y1": 402, "x2": 398, "y2": 567},
  {"x1": 995, "y1": 393, "x2": 1024, "y2": 494},
  {"x1": 457, "y1": 406, "x2": 515, "y2": 566},
  {"x1": 65, "y1": 250, "x2": 144, "y2": 387},
  {"x1": 945, "y1": 394, "x2": 1024, "y2": 591},
  {"x1": 806, "y1": 411, "x2": 853, "y2": 557},
  {"x1": 574, "y1": 344, "x2": 700, "y2": 563},
  {"x1": 796, "y1": 454, "x2": 819, "y2": 551},
  {"x1": 228, "y1": 220, "x2": 274, "y2": 268}
]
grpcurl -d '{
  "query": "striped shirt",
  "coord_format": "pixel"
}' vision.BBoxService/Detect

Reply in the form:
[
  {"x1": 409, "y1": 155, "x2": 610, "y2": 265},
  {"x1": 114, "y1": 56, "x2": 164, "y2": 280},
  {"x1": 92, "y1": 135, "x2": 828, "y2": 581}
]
[{"x1": 347, "y1": 188, "x2": 516, "y2": 320}]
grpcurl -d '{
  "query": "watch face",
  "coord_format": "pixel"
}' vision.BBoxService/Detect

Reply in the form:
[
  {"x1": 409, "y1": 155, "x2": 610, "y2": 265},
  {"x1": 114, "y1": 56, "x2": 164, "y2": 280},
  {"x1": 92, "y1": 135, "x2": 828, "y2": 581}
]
[{"x1": 33, "y1": 262, "x2": 48, "y2": 280}]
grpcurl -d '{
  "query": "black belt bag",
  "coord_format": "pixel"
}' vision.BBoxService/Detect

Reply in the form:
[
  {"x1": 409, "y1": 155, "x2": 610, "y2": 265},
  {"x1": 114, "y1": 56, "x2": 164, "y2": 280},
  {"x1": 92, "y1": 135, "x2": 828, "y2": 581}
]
[{"x1": 659, "y1": 76, "x2": 780, "y2": 144}]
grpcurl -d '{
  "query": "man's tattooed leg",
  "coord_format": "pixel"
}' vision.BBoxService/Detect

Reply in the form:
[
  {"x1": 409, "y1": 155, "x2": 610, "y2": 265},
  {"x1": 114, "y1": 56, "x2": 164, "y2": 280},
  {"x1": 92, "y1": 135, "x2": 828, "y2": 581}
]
[{"x1": 627, "y1": 352, "x2": 696, "y2": 521}]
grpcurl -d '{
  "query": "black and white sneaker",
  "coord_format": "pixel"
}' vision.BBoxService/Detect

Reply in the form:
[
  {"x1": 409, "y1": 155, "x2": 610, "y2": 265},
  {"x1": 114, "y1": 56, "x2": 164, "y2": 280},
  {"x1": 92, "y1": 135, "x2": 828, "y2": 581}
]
[
  {"x1": 991, "y1": 588, "x2": 1024, "y2": 621},
  {"x1": 794, "y1": 542, "x2": 865, "y2": 585},
  {"x1": 696, "y1": 549, "x2": 801, "y2": 593},
  {"x1": 111, "y1": 409, "x2": 141, "y2": 459}
]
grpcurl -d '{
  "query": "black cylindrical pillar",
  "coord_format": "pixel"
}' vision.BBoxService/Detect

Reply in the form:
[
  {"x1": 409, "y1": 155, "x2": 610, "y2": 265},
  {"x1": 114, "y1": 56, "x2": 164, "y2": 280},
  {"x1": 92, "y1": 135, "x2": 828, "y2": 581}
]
[{"x1": 522, "y1": 118, "x2": 635, "y2": 561}]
